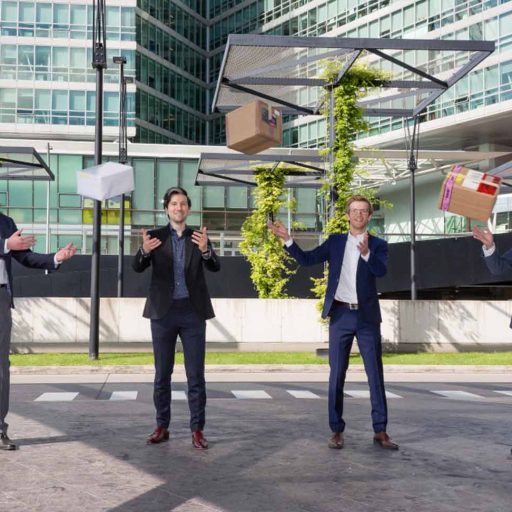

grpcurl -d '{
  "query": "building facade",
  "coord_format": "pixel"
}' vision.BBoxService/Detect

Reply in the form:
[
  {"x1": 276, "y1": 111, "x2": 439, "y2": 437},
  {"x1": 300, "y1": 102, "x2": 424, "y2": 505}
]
[{"x1": 1, "y1": 0, "x2": 512, "y2": 256}]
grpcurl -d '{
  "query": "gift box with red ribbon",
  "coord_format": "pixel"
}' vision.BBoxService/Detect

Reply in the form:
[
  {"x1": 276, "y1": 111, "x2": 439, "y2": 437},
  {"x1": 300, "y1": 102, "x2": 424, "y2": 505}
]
[{"x1": 438, "y1": 165, "x2": 501, "y2": 222}]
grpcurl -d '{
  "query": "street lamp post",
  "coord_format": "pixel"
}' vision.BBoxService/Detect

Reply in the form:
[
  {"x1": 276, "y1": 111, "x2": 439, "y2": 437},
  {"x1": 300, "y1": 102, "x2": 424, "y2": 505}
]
[
  {"x1": 89, "y1": 0, "x2": 107, "y2": 360},
  {"x1": 113, "y1": 55, "x2": 128, "y2": 298}
]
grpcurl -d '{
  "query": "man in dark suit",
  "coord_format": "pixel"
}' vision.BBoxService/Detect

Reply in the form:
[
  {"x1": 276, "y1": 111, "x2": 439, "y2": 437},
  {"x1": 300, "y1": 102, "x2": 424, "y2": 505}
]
[
  {"x1": 133, "y1": 187, "x2": 220, "y2": 449},
  {"x1": 269, "y1": 195, "x2": 398, "y2": 450},
  {"x1": 0, "y1": 212, "x2": 76, "y2": 450},
  {"x1": 473, "y1": 224, "x2": 512, "y2": 456}
]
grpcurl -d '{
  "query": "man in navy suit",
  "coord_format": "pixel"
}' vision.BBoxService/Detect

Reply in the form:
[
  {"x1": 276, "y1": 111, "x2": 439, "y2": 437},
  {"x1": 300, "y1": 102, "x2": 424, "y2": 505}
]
[
  {"x1": 0, "y1": 212, "x2": 76, "y2": 450},
  {"x1": 269, "y1": 195, "x2": 398, "y2": 450},
  {"x1": 473, "y1": 224, "x2": 512, "y2": 456}
]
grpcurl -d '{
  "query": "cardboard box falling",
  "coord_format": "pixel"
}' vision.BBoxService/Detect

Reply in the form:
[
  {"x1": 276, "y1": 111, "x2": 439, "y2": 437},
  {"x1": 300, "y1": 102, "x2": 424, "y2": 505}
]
[
  {"x1": 226, "y1": 100, "x2": 282, "y2": 154},
  {"x1": 438, "y1": 165, "x2": 501, "y2": 222}
]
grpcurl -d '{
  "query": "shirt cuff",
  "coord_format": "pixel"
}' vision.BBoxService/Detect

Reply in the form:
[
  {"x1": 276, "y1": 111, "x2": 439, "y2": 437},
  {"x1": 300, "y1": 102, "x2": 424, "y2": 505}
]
[
  {"x1": 482, "y1": 244, "x2": 496, "y2": 257},
  {"x1": 53, "y1": 255, "x2": 60, "y2": 267},
  {"x1": 4, "y1": 240, "x2": 9, "y2": 254},
  {"x1": 201, "y1": 249, "x2": 211, "y2": 260},
  {"x1": 361, "y1": 250, "x2": 370, "y2": 262},
  {"x1": 284, "y1": 238, "x2": 294, "y2": 248}
]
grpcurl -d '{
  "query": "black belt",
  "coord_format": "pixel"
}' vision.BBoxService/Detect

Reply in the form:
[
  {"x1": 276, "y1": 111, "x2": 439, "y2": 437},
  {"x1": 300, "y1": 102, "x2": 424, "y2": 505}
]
[
  {"x1": 0, "y1": 284, "x2": 7, "y2": 288},
  {"x1": 333, "y1": 300, "x2": 358, "y2": 310}
]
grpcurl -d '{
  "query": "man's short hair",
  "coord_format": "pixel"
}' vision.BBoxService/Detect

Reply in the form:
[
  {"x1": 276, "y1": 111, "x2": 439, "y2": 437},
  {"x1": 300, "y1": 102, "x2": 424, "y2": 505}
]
[
  {"x1": 163, "y1": 187, "x2": 191, "y2": 209},
  {"x1": 345, "y1": 195, "x2": 373, "y2": 215}
]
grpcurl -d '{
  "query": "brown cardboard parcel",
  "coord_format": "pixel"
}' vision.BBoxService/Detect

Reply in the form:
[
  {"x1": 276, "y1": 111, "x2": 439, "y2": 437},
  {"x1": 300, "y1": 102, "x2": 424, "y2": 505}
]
[
  {"x1": 437, "y1": 165, "x2": 501, "y2": 222},
  {"x1": 226, "y1": 100, "x2": 282, "y2": 154}
]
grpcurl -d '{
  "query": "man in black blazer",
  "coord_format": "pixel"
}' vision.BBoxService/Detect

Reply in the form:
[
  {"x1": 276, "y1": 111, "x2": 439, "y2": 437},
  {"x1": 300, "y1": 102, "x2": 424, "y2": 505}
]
[
  {"x1": 269, "y1": 195, "x2": 398, "y2": 450},
  {"x1": 0, "y1": 212, "x2": 76, "y2": 450},
  {"x1": 133, "y1": 187, "x2": 220, "y2": 449}
]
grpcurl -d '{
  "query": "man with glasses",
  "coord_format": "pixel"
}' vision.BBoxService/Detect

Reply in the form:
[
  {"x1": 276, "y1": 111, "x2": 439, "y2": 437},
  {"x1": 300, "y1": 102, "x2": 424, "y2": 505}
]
[{"x1": 268, "y1": 195, "x2": 398, "y2": 450}]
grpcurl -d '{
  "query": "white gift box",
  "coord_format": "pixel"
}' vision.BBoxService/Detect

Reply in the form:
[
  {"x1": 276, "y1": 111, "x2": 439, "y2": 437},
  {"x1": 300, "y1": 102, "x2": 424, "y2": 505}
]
[{"x1": 77, "y1": 162, "x2": 134, "y2": 201}]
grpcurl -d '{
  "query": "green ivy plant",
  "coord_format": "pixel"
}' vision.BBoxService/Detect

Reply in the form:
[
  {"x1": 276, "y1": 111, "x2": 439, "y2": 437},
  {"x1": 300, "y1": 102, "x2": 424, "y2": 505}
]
[
  {"x1": 311, "y1": 62, "x2": 390, "y2": 313},
  {"x1": 239, "y1": 166, "x2": 297, "y2": 298}
]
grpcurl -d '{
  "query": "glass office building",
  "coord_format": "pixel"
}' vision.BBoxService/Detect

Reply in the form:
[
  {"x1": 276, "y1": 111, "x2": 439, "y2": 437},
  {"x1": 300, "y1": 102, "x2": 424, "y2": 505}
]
[{"x1": 1, "y1": 0, "x2": 512, "y2": 255}]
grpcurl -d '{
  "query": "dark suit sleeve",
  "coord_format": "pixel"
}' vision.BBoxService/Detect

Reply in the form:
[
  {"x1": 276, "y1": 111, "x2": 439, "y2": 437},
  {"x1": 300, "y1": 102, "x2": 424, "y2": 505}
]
[
  {"x1": 132, "y1": 248, "x2": 152, "y2": 273},
  {"x1": 285, "y1": 238, "x2": 330, "y2": 266},
  {"x1": 483, "y1": 247, "x2": 512, "y2": 275},
  {"x1": 203, "y1": 241, "x2": 220, "y2": 272},
  {"x1": 3, "y1": 216, "x2": 55, "y2": 269},
  {"x1": 364, "y1": 238, "x2": 388, "y2": 277}
]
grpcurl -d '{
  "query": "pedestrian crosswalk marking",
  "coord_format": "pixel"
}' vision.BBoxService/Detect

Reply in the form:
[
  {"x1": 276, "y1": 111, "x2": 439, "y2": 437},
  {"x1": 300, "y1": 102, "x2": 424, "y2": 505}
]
[
  {"x1": 35, "y1": 392, "x2": 79, "y2": 402},
  {"x1": 30, "y1": 388, "x2": 512, "y2": 402},
  {"x1": 110, "y1": 391, "x2": 138, "y2": 401},
  {"x1": 287, "y1": 390, "x2": 321, "y2": 399},
  {"x1": 494, "y1": 390, "x2": 512, "y2": 397},
  {"x1": 344, "y1": 390, "x2": 403, "y2": 399},
  {"x1": 431, "y1": 390, "x2": 484, "y2": 400},
  {"x1": 232, "y1": 390, "x2": 272, "y2": 399}
]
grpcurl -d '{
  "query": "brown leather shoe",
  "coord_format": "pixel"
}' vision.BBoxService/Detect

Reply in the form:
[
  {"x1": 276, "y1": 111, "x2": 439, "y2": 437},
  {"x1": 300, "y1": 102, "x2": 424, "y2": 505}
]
[
  {"x1": 191, "y1": 431, "x2": 208, "y2": 450},
  {"x1": 0, "y1": 433, "x2": 17, "y2": 451},
  {"x1": 373, "y1": 431, "x2": 399, "y2": 450},
  {"x1": 147, "y1": 426, "x2": 169, "y2": 445},
  {"x1": 328, "y1": 432, "x2": 344, "y2": 449}
]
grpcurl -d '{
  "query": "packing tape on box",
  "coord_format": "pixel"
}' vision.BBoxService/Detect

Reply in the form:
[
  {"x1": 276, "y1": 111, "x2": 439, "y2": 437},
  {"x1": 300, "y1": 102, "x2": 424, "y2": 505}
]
[{"x1": 441, "y1": 164, "x2": 463, "y2": 211}]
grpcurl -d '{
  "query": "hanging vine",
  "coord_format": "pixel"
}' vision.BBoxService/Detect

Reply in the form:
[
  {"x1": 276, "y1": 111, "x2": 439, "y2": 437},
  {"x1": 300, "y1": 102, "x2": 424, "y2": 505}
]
[
  {"x1": 311, "y1": 62, "x2": 390, "y2": 311},
  {"x1": 239, "y1": 166, "x2": 297, "y2": 298}
]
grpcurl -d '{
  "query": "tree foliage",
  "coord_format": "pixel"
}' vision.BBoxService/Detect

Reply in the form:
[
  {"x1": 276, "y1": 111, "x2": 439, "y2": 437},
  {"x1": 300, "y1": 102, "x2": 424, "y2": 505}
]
[{"x1": 239, "y1": 166, "x2": 296, "y2": 298}]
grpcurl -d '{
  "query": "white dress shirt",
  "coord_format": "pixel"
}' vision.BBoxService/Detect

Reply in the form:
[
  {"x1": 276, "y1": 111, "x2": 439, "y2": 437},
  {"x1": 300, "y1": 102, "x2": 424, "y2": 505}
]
[
  {"x1": 482, "y1": 243, "x2": 495, "y2": 257},
  {"x1": 334, "y1": 232, "x2": 370, "y2": 304}
]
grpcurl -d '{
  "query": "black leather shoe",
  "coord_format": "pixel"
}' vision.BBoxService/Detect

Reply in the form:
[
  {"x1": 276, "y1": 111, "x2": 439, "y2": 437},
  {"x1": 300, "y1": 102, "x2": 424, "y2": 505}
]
[
  {"x1": 373, "y1": 432, "x2": 399, "y2": 450},
  {"x1": 191, "y1": 431, "x2": 208, "y2": 450},
  {"x1": 0, "y1": 433, "x2": 18, "y2": 451},
  {"x1": 328, "y1": 432, "x2": 344, "y2": 449},
  {"x1": 146, "y1": 426, "x2": 169, "y2": 445}
]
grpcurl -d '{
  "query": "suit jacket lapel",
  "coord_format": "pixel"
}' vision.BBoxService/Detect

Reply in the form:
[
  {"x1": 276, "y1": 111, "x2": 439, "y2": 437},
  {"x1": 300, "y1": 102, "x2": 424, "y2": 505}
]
[
  {"x1": 185, "y1": 228, "x2": 194, "y2": 270},
  {"x1": 332, "y1": 235, "x2": 347, "y2": 277}
]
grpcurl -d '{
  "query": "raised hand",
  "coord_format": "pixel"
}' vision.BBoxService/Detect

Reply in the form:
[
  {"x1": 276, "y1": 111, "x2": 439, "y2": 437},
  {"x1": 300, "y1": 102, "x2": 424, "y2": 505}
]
[
  {"x1": 6, "y1": 229, "x2": 36, "y2": 251},
  {"x1": 357, "y1": 232, "x2": 369, "y2": 256},
  {"x1": 55, "y1": 243, "x2": 77, "y2": 263},
  {"x1": 472, "y1": 225, "x2": 494, "y2": 249},
  {"x1": 192, "y1": 226, "x2": 208, "y2": 253},
  {"x1": 267, "y1": 220, "x2": 291, "y2": 242},
  {"x1": 142, "y1": 228, "x2": 162, "y2": 254}
]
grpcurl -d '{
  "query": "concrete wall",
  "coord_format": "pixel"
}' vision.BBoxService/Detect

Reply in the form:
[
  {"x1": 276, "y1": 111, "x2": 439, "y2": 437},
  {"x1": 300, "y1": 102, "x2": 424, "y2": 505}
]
[{"x1": 10, "y1": 298, "x2": 512, "y2": 352}]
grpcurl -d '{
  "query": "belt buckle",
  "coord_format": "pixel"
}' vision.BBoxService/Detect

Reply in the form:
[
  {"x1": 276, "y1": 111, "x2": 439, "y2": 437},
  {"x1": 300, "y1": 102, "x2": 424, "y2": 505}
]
[{"x1": 348, "y1": 303, "x2": 358, "y2": 310}]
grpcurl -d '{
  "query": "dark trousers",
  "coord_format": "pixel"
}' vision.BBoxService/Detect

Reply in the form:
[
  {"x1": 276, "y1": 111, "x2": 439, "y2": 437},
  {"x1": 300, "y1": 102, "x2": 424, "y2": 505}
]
[
  {"x1": 328, "y1": 305, "x2": 387, "y2": 434},
  {"x1": 150, "y1": 298, "x2": 206, "y2": 432},
  {"x1": 0, "y1": 286, "x2": 12, "y2": 435}
]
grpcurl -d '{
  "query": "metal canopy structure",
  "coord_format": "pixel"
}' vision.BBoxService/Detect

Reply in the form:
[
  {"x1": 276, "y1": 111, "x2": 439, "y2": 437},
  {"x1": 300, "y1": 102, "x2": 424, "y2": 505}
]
[
  {"x1": 196, "y1": 152, "x2": 325, "y2": 188},
  {"x1": 0, "y1": 146, "x2": 54, "y2": 181},
  {"x1": 212, "y1": 34, "x2": 495, "y2": 300},
  {"x1": 212, "y1": 35, "x2": 494, "y2": 117},
  {"x1": 196, "y1": 149, "x2": 511, "y2": 189}
]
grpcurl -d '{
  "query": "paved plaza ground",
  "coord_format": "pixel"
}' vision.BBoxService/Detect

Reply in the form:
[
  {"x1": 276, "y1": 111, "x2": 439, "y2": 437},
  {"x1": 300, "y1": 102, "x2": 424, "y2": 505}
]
[{"x1": 1, "y1": 369, "x2": 511, "y2": 512}]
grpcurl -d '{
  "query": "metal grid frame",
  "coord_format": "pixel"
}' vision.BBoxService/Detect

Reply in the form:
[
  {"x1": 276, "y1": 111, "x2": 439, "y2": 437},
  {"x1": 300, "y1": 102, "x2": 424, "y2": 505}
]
[
  {"x1": 0, "y1": 146, "x2": 54, "y2": 181},
  {"x1": 212, "y1": 34, "x2": 495, "y2": 118},
  {"x1": 196, "y1": 149, "x2": 512, "y2": 189}
]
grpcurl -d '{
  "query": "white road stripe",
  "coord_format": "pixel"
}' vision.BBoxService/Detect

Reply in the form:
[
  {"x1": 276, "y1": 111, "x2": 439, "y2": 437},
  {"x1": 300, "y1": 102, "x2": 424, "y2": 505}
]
[
  {"x1": 232, "y1": 390, "x2": 272, "y2": 399},
  {"x1": 494, "y1": 390, "x2": 512, "y2": 397},
  {"x1": 344, "y1": 390, "x2": 402, "y2": 398},
  {"x1": 431, "y1": 390, "x2": 484, "y2": 400},
  {"x1": 286, "y1": 390, "x2": 321, "y2": 399},
  {"x1": 110, "y1": 391, "x2": 138, "y2": 401},
  {"x1": 35, "y1": 392, "x2": 79, "y2": 402},
  {"x1": 172, "y1": 391, "x2": 187, "y2": 400}
]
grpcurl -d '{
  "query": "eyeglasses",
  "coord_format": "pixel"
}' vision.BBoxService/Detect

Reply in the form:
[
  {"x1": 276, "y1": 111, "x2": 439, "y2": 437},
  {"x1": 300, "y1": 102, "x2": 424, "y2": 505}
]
[{"x1": 349, "y1": 208, "x2": 370, "y2": 214}]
